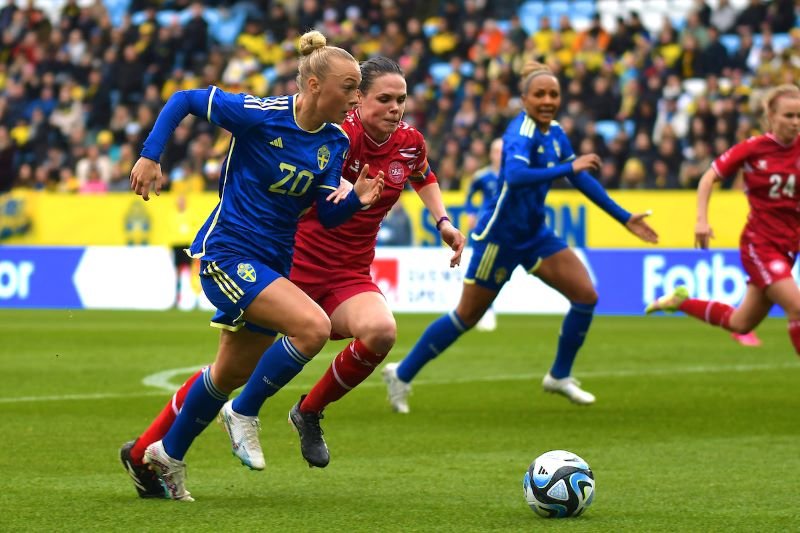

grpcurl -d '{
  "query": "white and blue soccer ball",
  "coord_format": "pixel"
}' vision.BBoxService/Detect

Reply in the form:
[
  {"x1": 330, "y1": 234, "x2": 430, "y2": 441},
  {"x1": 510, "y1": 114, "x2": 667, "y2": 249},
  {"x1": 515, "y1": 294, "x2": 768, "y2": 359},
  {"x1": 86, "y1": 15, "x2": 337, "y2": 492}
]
[{"x1": 523, "y1": 450, "x2": 595, "y2": 518}]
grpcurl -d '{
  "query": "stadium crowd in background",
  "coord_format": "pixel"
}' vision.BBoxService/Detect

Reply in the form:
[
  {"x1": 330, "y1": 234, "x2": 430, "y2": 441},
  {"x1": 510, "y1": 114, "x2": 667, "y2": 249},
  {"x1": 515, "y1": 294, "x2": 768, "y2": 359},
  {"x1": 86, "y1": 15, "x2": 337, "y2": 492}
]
[{"x1": 0, "y1": 0, "x2": 799, "y2": 195}]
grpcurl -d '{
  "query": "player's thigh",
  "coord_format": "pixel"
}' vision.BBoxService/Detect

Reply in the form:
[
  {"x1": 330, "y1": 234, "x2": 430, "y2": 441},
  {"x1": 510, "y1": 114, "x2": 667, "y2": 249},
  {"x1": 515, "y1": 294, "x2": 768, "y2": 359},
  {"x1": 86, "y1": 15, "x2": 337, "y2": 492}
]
[
  {"x1": 244, "y1": 277, "x2": 331, "y2": 342},
  {"x1": 729, "y1": 284, "x2": 773, "y2": 332},
  {"x1": 330, "y1": 290, "x2": 396, "y2": 344},
  {"x1": 212, "y1": 328, "x2": 275, "y2": 392},
  {"x1": 766, "y1": 277, "x2": 800, "y2": 319},
  {"x1": 534, "y1": 248, "x2": 597, "y2": 304}
]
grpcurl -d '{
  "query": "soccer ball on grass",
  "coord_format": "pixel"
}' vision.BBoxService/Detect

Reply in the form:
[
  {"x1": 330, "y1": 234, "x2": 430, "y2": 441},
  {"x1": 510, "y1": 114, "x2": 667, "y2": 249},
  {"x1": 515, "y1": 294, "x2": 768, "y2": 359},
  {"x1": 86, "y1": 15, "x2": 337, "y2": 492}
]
[{"x1": 522, "y1": 449, "x2": 595, "y2": 518}]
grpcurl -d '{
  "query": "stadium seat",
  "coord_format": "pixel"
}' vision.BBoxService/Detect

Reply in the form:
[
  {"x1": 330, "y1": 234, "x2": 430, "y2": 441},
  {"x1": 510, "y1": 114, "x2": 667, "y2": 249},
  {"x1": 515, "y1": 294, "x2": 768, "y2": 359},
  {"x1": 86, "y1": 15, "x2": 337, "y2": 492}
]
[
  {"x1": 622, "y1": 120, "x2": 635, "y2": 138},
  {"x1": 594, "y1": 120, "x2": 621, "y2": 144},
  {"x1": 572, "y1": 1, "x2": 596, "y2": 17},
  {"x1": 772, "y1": 33, "x2": 791, "y2": 52},
  {"x1": 641, "y1": 11, "x2": 665, "y2": 34},
  {"x1": 546, "y1": 0, "x2": 571, "y2": 17},
  {"x1": 518, "y1": 1, "x2": 545, "y2": 34},
  {"x1": 720, "y1": 34, "x2": 741, "y2": 54},
  {"x1": 621, "y1": 0, "x2": 644, "y2": 15},
  {"x1": 428, "y1": 62, "x2": 453, "y2": 84}
]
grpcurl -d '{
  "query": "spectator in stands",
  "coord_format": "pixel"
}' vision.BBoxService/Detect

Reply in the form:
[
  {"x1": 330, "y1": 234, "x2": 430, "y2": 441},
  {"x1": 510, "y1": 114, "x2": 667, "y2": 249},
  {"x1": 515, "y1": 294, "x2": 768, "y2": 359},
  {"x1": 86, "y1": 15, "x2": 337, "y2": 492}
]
[
  {"x1": 702, "y1": 26, "x2": 730, "y2": 77},
  {"x1": 711, "y1": 0, "x2": 738, "y2": 35},
  {"x1": 735, "y1": 0, "x2": 767, "y2": 33}
]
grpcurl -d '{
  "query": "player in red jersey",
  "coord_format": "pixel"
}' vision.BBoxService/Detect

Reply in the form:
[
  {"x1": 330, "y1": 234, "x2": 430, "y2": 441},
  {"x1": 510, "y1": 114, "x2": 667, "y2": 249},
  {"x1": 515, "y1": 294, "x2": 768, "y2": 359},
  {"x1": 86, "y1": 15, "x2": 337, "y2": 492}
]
[
  {"x1": 646, "y1": 84, "x2": 800, "y2": 352},
  {"x1": 121, "y1": 56, "x2": 465, "y2": 496}
]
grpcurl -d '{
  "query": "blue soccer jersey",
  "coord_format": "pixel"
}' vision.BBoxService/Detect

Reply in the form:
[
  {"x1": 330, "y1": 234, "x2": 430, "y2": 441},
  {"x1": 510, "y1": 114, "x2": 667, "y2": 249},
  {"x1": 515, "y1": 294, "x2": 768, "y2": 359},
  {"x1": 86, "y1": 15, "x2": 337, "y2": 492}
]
[
  {"x1": 471, "y1": 113, "x2": 575, "y2": 248},
  {"x1": 184, "y1": 87, "x2": 349, "y2": 273}
]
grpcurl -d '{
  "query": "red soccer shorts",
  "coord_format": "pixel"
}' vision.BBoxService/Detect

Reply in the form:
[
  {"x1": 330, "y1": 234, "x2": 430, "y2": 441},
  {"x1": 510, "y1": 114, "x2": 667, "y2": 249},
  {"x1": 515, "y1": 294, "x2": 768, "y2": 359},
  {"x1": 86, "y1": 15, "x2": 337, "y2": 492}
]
[
  {"x1": 739, "y1": 231, "x2": 797, "y2": 289},
  {"x1": 294, "y1": 276, "x2": 383, "y2": 339}
]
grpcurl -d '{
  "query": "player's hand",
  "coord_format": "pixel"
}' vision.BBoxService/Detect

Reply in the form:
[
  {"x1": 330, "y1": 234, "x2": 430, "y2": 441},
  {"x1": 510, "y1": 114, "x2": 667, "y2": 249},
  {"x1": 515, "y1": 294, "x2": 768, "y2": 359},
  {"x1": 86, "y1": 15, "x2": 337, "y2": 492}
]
[
  {"x1": 327, "y1": 176, "x2": 354, "y2": 204},
  {"x1": 439, "y1": 221, "x2": 466, "y2": 267},
  {"x1": 572, "y1": 154, "x2": 601, "y2": 174},
  {"x1": 130, "y1": 157, "x2": 165, "y2": 201},
  {"x1": 695, "y1": 221, "x2": 714, "y2": 249},
  {"x1": 625, "y1": 211, "x2": 658, "y2": 244},
  {"x1": 353, "y1": 164, "x2": 384, "y2": 207}
]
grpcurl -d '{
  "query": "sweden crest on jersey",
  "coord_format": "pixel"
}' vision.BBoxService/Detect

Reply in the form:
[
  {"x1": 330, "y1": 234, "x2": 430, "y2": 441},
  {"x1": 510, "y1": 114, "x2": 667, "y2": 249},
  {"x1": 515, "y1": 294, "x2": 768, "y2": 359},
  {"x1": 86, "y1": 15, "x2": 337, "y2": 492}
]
[{"x1": 317, "y1": 145, "x2": 330, "y2": 170}]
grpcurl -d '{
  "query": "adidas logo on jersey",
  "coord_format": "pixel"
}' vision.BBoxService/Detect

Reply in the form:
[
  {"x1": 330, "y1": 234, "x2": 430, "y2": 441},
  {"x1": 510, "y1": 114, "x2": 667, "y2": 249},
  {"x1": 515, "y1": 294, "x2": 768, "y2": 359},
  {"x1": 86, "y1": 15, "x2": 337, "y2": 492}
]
[{"x1": 269, "y1": 137, "x2": 283, "y2": 148}]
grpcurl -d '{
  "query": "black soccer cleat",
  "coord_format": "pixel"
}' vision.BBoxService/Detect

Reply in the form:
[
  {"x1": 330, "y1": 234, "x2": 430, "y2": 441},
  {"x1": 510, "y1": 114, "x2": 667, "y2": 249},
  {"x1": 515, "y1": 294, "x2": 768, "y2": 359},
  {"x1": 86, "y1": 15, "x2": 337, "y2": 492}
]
[
  {"x1": 288, "y1": 395, "x2": 330, "y2": 468},
  {"x1": 120, "y1": 440, "x2": 167, "y2": 499}
]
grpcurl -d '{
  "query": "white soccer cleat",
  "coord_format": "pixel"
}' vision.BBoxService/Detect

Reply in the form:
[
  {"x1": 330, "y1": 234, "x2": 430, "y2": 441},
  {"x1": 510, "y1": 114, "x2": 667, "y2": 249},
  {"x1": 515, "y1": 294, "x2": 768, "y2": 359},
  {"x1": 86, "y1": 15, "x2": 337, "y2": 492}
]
[
  {"x1": 143, "y1": 440, "x2": 194, "y2": 502},
  {"x1": 475, "y1": 308, "x2": 497, "y2": 332},
  {"x1": 542, "y1": 373, "x2": 596, "y2": 405},
  {"x1": 218, "y1": 400, "x2": 265, "y2": 471},
  {"x1": 382, "y1": 362, "x2": 411, "y2": 414}
]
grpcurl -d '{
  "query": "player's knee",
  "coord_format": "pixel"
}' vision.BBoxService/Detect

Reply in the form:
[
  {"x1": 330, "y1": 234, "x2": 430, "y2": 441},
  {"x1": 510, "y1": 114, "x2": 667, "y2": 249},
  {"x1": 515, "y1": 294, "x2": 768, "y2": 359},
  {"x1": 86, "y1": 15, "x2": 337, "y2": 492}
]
[
  {"x1": 359, "y1": 318, "x2": 397, "y2": 354},
  {"x1": 210, "y1": 364, "x2": 248, "y2": 394},
  {"x1": 574, "y1": 289, "x2": 598, "y2": 307},
  {"x1": 782, "y1": 303, "x2": 800, "y2": 321},
  {"x1": 295, "y1": 313, "x2": 331, "y2": 355}
]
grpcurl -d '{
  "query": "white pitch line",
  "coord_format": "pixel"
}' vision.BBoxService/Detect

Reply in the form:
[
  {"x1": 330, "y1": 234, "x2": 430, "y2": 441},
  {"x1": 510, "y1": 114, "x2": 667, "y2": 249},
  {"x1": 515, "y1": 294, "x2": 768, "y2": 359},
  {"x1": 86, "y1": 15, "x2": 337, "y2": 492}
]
[{"x1": 1, "y1": 361, "x2": 798, "y2": 404}]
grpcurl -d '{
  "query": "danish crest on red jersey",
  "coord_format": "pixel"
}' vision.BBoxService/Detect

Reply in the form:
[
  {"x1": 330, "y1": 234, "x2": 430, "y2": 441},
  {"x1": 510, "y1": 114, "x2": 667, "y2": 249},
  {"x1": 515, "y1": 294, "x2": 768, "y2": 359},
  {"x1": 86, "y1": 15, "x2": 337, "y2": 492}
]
[{"x1": 388, "y1": 161, "x2": 405, "y2": 184}]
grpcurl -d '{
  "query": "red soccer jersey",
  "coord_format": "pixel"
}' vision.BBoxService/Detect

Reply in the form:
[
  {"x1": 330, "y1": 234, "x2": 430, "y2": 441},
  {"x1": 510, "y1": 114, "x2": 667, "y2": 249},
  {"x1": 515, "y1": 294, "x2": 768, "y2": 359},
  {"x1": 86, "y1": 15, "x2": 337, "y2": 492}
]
[
  {"x1": 712, "y1": 133, "x2": 800, "y2": 249},
  {"x1": 291, "y1": 110, "x2": 434, "y2": 284}
]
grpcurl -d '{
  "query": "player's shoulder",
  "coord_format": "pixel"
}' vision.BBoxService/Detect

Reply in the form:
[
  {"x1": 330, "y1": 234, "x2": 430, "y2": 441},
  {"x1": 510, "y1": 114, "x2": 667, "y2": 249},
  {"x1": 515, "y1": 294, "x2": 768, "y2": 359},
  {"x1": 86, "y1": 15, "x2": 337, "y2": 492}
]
[
  {"x1": 241, "y1": 93, "x2": 292, "y2": 115},
  {"x1": 341, "y1": 110, "x2": 362, "y2": 139},
  {"x1": 548, "y1": 120, "x2": 566, "y2": 136},
  {"x1": 507, "y1": 112, "x2": 537, "y2": 139},
  {"x1": 392, "y1": 120, "x2": 425, "y2": 148},
  {"x1": 473, "y1": 165, "x2": 493, "y2": 180}
]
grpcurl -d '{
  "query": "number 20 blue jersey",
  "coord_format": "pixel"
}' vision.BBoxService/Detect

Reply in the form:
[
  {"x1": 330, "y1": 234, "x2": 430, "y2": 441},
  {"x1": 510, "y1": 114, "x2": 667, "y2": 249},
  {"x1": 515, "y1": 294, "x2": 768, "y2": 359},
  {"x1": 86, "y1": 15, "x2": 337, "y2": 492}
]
[{"x1": 188, "y1": 87, "x2": 349, "y2": 275}]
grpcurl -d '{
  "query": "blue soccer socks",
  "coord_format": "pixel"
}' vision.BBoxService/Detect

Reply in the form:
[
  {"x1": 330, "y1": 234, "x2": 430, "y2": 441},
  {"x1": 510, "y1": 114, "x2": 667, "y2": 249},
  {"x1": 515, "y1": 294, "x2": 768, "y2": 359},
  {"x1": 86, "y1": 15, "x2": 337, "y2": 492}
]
[
  {"x1": 162, "y1": 366, "x2": 228, "y2": 461},
  {"x1": 550, "y1": 302, "x2": 595, "y2": 379},
  {"x1": 232, "y1": 336, "x2": 311, "y2": 416},
  {"x1": 396, "y1": 311, "x2": 469, "y2": 383}
]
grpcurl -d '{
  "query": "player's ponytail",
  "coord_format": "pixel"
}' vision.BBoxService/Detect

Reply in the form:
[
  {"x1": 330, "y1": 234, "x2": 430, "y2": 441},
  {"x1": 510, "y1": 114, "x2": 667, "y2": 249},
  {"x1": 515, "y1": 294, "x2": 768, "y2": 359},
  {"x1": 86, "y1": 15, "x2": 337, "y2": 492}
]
[
  {"x1": 519, "y1": 60, "x2": 554, "y2": 94},
  {"x1": 296, "y1": 30, "x2": 358, "y2": 91}
]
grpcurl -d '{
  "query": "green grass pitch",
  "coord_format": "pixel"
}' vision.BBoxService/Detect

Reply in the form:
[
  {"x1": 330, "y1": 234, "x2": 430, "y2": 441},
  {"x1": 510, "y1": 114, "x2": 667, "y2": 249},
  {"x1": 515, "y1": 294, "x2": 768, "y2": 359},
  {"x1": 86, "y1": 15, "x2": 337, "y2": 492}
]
[{"x1": 2, "y1": 310, "x2": 799, "y2": 531}]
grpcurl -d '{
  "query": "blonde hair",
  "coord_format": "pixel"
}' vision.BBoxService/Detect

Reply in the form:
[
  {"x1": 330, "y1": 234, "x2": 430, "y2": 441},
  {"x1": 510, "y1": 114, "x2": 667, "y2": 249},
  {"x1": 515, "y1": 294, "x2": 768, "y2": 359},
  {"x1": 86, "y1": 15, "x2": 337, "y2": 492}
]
[
  {"x1": 519, "y1": 60, "x2": 555, "y2": 93},
  {"x1": 761, "y1": 84, "x2": 800, "y2": 130},
  {"x1": 296, "y1": 30, "x2": 357, "y2": 91}
]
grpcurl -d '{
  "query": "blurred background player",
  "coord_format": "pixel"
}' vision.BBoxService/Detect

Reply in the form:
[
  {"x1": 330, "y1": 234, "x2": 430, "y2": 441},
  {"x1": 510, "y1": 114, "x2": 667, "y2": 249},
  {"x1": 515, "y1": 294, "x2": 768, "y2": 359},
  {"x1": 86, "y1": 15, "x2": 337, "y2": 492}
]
[
  {"x1": 121, "y1": 31, "x2": 383, "y2": 501},
  {"x1": 382, "y1": 61, "x2": 658, "y2": 414},
  {"x1": 121, "y1": 56, "x2": 464, "y2": 491},
  {"x1": 646, "y1": 84, "x2": 800, "y2": 354},
  {"x1": 465, "y1": 137, "x2": 502, "y2": 331}
]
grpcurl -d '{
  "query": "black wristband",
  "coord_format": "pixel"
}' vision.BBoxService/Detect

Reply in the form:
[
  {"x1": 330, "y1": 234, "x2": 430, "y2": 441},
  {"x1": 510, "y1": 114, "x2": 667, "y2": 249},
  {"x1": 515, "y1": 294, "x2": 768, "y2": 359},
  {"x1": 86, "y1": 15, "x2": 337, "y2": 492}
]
[{"x1": 435, "y1": 216, "x2": 451, "y2": 230}]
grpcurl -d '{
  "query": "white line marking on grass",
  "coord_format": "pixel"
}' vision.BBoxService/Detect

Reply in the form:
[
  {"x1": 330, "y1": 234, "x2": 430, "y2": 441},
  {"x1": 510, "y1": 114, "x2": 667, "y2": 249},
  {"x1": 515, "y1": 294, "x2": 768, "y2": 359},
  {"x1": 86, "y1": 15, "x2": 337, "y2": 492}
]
[
  {"x1": 0, "y1": 391, "x2": 166, "y2": 403},
  {"x1": 142, "y1": 366, "x2": 205, "y2": 392},
  {"x1": 1, "y1": 361, "x2": 798, "y2": 404}
]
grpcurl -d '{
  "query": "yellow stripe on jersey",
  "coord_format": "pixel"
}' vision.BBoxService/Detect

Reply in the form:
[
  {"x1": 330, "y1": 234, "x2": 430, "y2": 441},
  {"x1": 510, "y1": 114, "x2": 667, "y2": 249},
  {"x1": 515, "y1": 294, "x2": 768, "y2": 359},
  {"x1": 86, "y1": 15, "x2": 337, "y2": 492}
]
[
  {"x1": 475, "y1": 242, "x2": 499, "y2": 281},
  {"x1": 472, "y1": 182, "x2": 509, "y2": 242},
  {"x1": 520, "y1": 116, "x2": 536, "y2": 138},
  {"x1": 318, "y1": 185, "x2": 337, "y2": 191},
  {"x1": 210, "y1": 262, "x2": 244, "y2": 298},
  {"x1": 190, "y1": 138, "x2": 236, "y2": 259},
  {"x1": 207, "y1": 86, "x2": 218, "y2": 122}
]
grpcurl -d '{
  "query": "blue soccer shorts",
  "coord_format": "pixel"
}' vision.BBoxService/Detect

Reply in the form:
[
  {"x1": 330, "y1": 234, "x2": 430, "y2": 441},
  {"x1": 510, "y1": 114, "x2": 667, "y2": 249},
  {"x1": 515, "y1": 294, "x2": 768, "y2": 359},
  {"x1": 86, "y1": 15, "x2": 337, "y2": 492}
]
[
  {"x1": 199, "y1": 256, "x2": 282, "y2": 336},
  {"x1": 465, "y1": 227, "x2": 567, "y2": 291}
]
